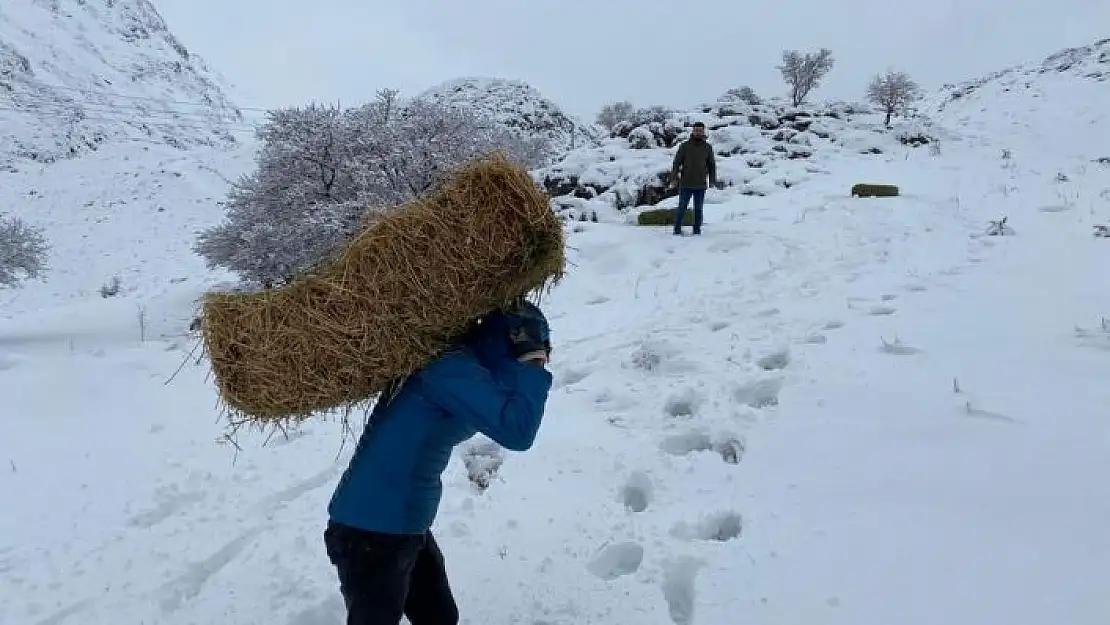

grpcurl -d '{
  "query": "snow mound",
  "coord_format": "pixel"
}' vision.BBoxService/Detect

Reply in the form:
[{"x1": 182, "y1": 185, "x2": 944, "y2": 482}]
[
  {"x1": 930, "y1": 38, "x2": 1110, "y2": 161},
  {"x1": 418, "y1": 76, "x2": 604, "y2": 163},
  {"x1": 534, "y1": 93, "x2": 937, "y2": 221},
  {"x1": 0, "y1": 0, "x2": 244, "y2": 169}
]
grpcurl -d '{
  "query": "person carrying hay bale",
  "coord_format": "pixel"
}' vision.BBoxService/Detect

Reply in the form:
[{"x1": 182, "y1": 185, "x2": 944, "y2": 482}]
[
  {"x1": 199, "y1": 152, "x2": 565, "y2": 426},
  {"x1": 323, "y1": 298, "x2": 553, "y2": 625}
]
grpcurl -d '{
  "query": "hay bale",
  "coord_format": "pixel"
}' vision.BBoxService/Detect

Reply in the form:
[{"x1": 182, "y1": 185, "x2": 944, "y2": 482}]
[
  {"x1": 200, "y1": 153, "x2": 565, "y2": 427},
  {"x1": 851, "y1": 183, "x2": 900, "y2": 198},
  {"x1": 637, "y1": 207, "x2": 692, "y2": 227}
]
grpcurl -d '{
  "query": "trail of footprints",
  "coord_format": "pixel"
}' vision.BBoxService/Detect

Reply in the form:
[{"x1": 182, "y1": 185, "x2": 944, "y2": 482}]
[
  {"x1": 589, "y1": 438, "x2": 745, "y2": 624},
  {"x1": 585, "y1": 392, "x2": 753, "y2": 623},
  {"x1": 570, "y1": 277, "x2": 940, "y2": 622}
]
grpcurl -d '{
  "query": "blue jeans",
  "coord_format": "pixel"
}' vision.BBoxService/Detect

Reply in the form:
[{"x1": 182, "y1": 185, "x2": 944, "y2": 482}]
[{"x1": 674, "y1": 187, "x2": 706, "y2": 234}]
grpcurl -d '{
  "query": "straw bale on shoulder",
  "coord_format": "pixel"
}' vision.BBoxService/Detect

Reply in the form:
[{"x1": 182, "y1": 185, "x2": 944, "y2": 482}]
[{"x1": 200, "y1": 153, "x2": 565, "y2": 428}]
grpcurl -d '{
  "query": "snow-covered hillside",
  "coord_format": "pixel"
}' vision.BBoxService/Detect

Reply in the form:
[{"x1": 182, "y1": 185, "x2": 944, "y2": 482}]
[
  {"x1": 930, "y1": 38, "x2": 1110, "y2": 163},
  {"x1": 418, "y1": 77, "x2": 604, "y2": 163},
  {"x1": 3, "y1": 35, "x2": 1110, "y2": 625},
  {"x1": 0, "y1": 0, "x2": 244, "y2": 169},
  {"x1": 535, "y1": 94, "x2": 937, "y2": 221}
]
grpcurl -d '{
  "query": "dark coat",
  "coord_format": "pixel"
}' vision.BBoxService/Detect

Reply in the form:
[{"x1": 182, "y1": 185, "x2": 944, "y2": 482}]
[{"x1": 671, "y1": 137, "x2": 717, "y2": 189}]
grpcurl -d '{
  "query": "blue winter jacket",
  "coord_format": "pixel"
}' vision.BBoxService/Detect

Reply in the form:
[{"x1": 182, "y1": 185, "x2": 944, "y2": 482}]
[{"x1": 327, "y1": 315, "x2": 553, "y2": 535}]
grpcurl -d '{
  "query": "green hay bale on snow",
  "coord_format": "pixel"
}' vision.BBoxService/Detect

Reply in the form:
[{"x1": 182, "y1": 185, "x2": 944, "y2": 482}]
[
  {"x1": 637, "y1": 208, "x2": 693, "y2": 226},
  {"x1": 851, "y1": 183, "x2": 900, "y2": 198}
]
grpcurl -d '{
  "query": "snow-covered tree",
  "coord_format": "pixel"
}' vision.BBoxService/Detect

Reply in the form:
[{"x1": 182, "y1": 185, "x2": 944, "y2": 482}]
[
  {"x1": 596, "y1": 101, "x2": 635, "y2": 130},
  {"x1": 0, "y1": 213, "x2": 48, "y2": 289},
  {"x1": 866, "y1": 70, "x2": 922, "y2": 127},
  {"x1": 195, "y1": 89, "x2": 550, "y2": 287},
  {"x1": 777, "y1": 48, "x2": 835, "y2": 106}
]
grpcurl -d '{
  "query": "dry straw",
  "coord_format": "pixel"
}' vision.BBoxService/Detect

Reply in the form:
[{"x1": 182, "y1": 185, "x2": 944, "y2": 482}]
[{"x1": 199, "y1": 152, "x2": 565, "y2": 431}]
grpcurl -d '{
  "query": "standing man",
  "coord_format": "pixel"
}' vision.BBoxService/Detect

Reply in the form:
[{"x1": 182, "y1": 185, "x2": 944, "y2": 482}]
[{"x1": 670, "y1": 121, "x2": 717, "y2": 236}]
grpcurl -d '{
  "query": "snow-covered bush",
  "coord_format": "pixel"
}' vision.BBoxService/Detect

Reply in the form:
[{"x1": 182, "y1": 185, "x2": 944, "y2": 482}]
[
  {"x1": 720, "y1": 86, "x2": 762, "y2": 105},
  {"x1": 611, "y1": 105, "x2": 678, "y2": 140},
  {"x1": 985, "y1": 217, "x2": 1015, "y2": 236},
  {"x1": 100, "y1": 275, "x2": 122, "y2": 298},
  {"x1": 195, "y1": 90, "x2": 548, "y2": 287},
  {"x1": 0, "y1": 213, "x2": 48, "y2": 289},
  {"x1": 596, "y1": 101, "x2": 636, "y2": 130}
]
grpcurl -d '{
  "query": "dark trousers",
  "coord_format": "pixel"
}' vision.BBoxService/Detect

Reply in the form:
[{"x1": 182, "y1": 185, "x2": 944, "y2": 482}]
[
  {"x1": 674, "y1": 187, "x2": 706, "y2": 234},
  {"x1": 324, "y1": 521, "x2": 459, "y2": 625}
]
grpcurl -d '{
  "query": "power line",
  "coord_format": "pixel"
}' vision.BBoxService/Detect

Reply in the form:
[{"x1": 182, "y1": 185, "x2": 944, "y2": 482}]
[
  {"x1": 0, "y1": 107, "x2": 263, "y2": 133},
  {"x1": 0, "y1": 96, "x2": 263, "y2": 125},
  {"x1": 23, "y1": 81, "x2": 276, "y2": 113}
]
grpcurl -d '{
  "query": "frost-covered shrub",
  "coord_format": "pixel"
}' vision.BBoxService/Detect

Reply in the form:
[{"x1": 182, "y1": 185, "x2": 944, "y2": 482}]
[
  {"x1": 721, "y1": 86, "x2": 762, "y2": 105},
  {"x1": 611, "y1": 105, "x2": 678, "y2": 139},
  {"x1": 0, "y1": 213, "x2": 48, "y2": 289},
  {"x1": 985, "y1": 217, "x2": 1014, "y2": 236},
  {"x1": 195, "y1": 89, "x2": 549, "y2": 287},
  {"x1": 596, "y1": 101, "x2": 635, "y2": 130},
  {"x1": 100, "y1": 275, "x2": 122, "y2": 298}
]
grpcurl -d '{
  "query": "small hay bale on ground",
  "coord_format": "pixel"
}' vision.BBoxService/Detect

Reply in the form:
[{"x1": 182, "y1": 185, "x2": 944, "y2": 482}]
[
  {"x1": 637, "y1": 208, "x2": 692, "y2": 226},
  {"x1": 851, "y1": 183, "x2": 900, "y2": 198},
  {"x1": 200, "y1": 153, "x2": 566, "y2": 428}
]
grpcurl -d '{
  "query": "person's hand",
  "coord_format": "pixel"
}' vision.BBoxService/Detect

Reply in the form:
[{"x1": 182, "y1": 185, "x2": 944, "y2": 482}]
[{"x1": 505, "y1": 300, "x2": 550, "y2": 363}]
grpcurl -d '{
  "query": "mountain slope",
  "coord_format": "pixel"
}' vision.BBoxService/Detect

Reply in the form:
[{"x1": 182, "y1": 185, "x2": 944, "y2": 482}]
[
  {"x1": 418, "y1": 76, "x2": 604, "y2": 162},
  {"x1": 930, "y1": 38, "x2": 1110, "y2": 161},
  {"x1": 0, "y1": 0, "x2": 245, "y2": 168},
  {"x1": 0, "y1": 0, "x2": 254, "y2": 318}
]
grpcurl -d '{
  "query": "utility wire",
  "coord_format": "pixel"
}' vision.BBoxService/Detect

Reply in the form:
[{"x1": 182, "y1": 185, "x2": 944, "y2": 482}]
[{"x1": 27, "y1": 81, "x2": 275, "y2": 113}]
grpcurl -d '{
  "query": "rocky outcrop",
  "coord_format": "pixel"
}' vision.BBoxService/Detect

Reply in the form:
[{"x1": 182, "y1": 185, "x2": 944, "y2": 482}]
[{"x1": 534, "y1": 93, "x2": 934, "y2": 219}]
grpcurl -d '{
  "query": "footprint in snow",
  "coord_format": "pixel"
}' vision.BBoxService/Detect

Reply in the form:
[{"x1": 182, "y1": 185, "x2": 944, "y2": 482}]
[
  {"x1": 586, "y1": 542, "x2": 644, "y2": 581},
  {"x1": 659, "y1": 431, "x2": 745, "y2": 465},
  {"x1": 661, "y1": 555, "x2": 703, "y2": 625},
  {"x1": 670, "y1": 511, "x2": 744, "y2": 542},
  {"x1": 619, "y1": 471, "x2": 654, "y2": 513},
  {"x1": 731, "y1": 377, "x2": 782, "y2": 409},
  {"x1": 663, "y1": 387, "x2": 702, "y2": 418},
  {"x1": 756, "y1": 348, "x2": 790, "y2": 371},
  {"x1": 868, "y1": 305, "x2": 897, "y2": 316},
  {"x1": 824, "y1": 320, "x2": 845, "y2": 330},
  {"x1": 585, "y1": 295, "x2": 610, "y2": 305}
]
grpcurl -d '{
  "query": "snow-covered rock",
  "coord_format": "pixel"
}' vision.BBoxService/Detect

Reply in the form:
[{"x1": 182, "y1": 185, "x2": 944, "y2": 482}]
[
  {"x1": 535, "y1": 92, "x2": 936, "y2": 220},
  {"x1": 418, "y1": 76, "x2": 604, "y2": 164},
  {"x1": 0, "y1": 0, "x2": 243, "y2": 169}
]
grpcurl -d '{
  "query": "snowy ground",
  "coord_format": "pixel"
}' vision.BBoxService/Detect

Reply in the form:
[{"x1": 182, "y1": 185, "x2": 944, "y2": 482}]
[{"x1": 3, "y1": 128, "x2": 1110, "y2": 624}]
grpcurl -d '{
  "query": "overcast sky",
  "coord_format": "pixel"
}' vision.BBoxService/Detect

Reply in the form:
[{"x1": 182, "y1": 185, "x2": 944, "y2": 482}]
[{"x1": 153, "y1": 0, "x2": 1108, "y2": 120}]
